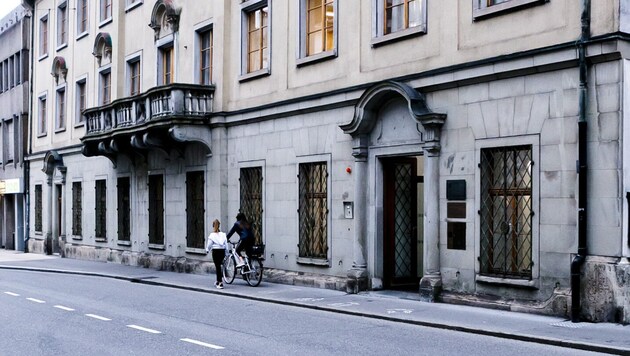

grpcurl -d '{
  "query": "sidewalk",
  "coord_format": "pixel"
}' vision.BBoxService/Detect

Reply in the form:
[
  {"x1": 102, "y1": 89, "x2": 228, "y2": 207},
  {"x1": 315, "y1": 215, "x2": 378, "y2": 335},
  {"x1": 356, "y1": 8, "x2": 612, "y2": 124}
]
[{"x1": 0, "y1": 250, "x2": 628, "y2": 354}]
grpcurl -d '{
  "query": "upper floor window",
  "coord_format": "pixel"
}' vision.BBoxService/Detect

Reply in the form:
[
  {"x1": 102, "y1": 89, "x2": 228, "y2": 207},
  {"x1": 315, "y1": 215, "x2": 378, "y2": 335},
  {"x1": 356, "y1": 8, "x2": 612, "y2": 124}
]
[
  {"x1": 57, "y1": 2, "x2": 68, "y2": 48},
  {"x1": 240, "y1": 1, "x2": 270, "y2": 79},
  {"x1": 100, "y1": 0, "x2": 113, "y2": 24},
  {"x1": 158, "y1": 43, "x2": 173, "y2": 85},
  {"x1": 39, "y1": 15, "x2": 48, "y2": 58},
  {"x1": 38, "y1": 94, "x2": 47, "y2": 136},
  {"x1": 300, "y1": 0, "x2": 336, "y2": 61},
  {"x1": 125, "y1": 0, "x2": 143, "y2": 11},
  {"x1": 99, "y1": 68, "x2": 111, "y2": 105},
  {"x1": 77, "y1": 0, "x2": 88, "y2": 36},
  {"x1": 127, "y1": 57, "x2": 141, "y2": 95},
  {"x1": 373, "y1": 0, "x2": 427, "y2": 45},
  {"x1": 55, "y1": 86, "x2": 66, "y2": 132},
  {"x1": 198, "y1": 28, "x2": 213, "y2": 85},
  {"x1": 75, "y1": 78, "x2": 87, "y2": 125},
  {"x1": 473, "y1": 0, "x2": 549, "y2": 20}
]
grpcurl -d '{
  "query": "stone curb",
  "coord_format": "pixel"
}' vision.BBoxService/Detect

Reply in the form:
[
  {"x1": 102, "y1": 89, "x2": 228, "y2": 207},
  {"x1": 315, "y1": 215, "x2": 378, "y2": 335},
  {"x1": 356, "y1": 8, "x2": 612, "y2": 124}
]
[{"x1": 1, "y1": 265, "x2": 628, "y2": 355}]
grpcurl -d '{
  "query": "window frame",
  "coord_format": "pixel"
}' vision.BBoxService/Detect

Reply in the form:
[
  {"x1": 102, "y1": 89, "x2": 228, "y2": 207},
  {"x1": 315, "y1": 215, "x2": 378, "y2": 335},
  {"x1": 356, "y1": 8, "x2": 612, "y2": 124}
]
[
  {"x1": 473, "y1": 0, "x2": 549, "y2": 20},
  {"x1": 99, "y1": 0, "x2": 113, "y2": 26},
  {"x1": 156, "y1": 36, "x2": 174, "y2": 86},
  {"x1": 125, "y1": 0, "x2": 143, "y2": 12},
  {"x1": 194, "y1": 23, "x2": 214, "y2": 85},
  {"x1": 239, "y1": 0, "x2": 271, "y2": 82},
  {"x1": 185, "y1": 170, "x2": 206, "y2": 251},
  {"x1": 117, "y1": 175, "x2": 132, "y2": 245},
  {"x1": 125, "y1": 52, "x2": 142, "y2": 96},
  {"x1": 76, "y1": 0, "x2": 89, "y2": 39},
  {"x1": 35, "y1": 184, "x2": 43, "y2": 233},
  {"x1": 296, "y1": 154, "x2": 332, "y2": 266},
  {"x1": 99, "y1": 66, "x2": 111, "y2": 105},
  {"x1": 38, "y1": 92, "x2": 48, "y2": 137},
  {"x1": 239, "y1": 161, "x2": 266, "y2": 246},
  {"x1": 57, "y1": 1, "x2": 68, "y2": 50},
  {"x1": 297, "y1": 0, "x2": 337, "y2": 66},
  {"x1": 74, "y1": 76, "x2": 87, "y2": 127},
  {"x1": 95, "y1": 178, "x2": 107, "y2": 241},
  {"x1": 371, "y1": 0, "x2": 427, "y2": 47},
  {"x1": 474, "y1": 135, "x2": 540, "y2": 288},
  {"x1": 148, "y1": 172, "x2": 165, "y2": 249},
  {"x1": 39, "y1": 14, "x2": 49, "y2": 60},
  {"x1": 72, "y1": 180, "x2": 83, "y2": 239},
  {"x1": 55, "y1": 84, "x2": 66, "y2": 132}
]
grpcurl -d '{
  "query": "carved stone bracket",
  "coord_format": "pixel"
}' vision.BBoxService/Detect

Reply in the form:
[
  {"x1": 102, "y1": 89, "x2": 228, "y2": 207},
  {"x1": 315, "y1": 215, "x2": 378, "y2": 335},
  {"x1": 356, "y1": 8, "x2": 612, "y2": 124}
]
[
  {"x1": 149, "y1": 0, "x2": 182, "y2": 41},
  {"x1": 169, "y1": 125, "x2": 212, "y2": 157},
  {"x1": 50, "y1": 56, "x2": 68, "y2": 84}
]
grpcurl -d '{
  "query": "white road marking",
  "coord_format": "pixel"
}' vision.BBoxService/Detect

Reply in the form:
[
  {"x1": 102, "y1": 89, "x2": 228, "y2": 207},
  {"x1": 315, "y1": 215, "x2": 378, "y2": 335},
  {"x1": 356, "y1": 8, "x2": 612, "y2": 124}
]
[
  {"x1": 54, "y1": 305, "x2": 75, "y2": 311},
  {"x1": 85, "y1": 314, "x2": 111, "y2": 321},
  {"x1": 26, "y1": 298, "x2": 46, "y2": 304},
  {"x1": 127, "y1": 325, "x2": 161, "y2": 334},
  {"x1": 386, "y1": 308, "x2": 413, "y2": 314},
  {"x1": 327, "y1": 302, "x2": 359, "y2": 307},
  {"x1": 4, "y1": 292, "x2": 20, "y2": 296},
  {"x1": 294, "y1": 297, "x2": 324, "y2": 302},
  {"x1": 180, "y1": 338, "x2": 224, "y2": 350}
]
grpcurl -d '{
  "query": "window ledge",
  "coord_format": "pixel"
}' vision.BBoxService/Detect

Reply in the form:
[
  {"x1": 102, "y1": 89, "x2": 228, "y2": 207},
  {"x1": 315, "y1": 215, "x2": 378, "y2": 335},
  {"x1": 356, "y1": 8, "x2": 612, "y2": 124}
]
[
  {"x1": 117, "y1": 240, "x2": 132, "y2": 246},
  {"x1": 296, "y1": 257, "x2": 330, "y2": 267},
  {"x1": 71, "y1": 235, "x2": 82, "y2": 241},
  {"x1": 38, "y1": 54, "x2": 48, "y2": 62},
  {"x1": 76, "y1": 31, "x2": 88, "y2": 41},
  {"x1": 296, "y1": 50, "x2": 337, "y2": 67},
  {"x1": 125, "y1": 1, "x2": 143, "y2": 12},
  {"x1": 371, "y1": 26, "x2": 427, "y2": 47},
  {"x1": 473, "y1": 0, "x2": 549, "y2": 21},
  {"x1": 185, "y1": 247, "x2": 207, "y2": 255},
  {"x1": 238, "y1": 68, "x2": 271, "y2": 83},
  {"x1": 148, "y1": 243, "x2": 165, "y2": 250},
  {"x1": 74, "y1": 121, "x2": 85, "y2": 129},
  {"x1": 37, "y1": 132, "x2": 47, "y2": 138},
  {"x1": 476, "y1": 274, "x2": 538, "y2": 289},
  {"x1": 54, "y1": 127, "x2": 66, "y2": 134},
  {"x1": 95, "y1": 237, "x2": 107, "y2": 243},
  {"x1": 56, "y1": 43, "x2": 68, "y2": 52},
  {"x1": 34, "y1": 231, "x2": 43, "y2": 237},
  {"x1": 99, "y1": 18, "x2": 113, "y2": 28}
]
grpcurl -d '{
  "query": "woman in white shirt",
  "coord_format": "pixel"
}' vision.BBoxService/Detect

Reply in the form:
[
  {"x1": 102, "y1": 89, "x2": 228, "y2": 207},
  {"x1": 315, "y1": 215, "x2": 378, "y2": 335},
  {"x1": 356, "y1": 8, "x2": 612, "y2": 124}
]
[{"x1": 206, "y1": 219, "x2": 228, "y2": 289}]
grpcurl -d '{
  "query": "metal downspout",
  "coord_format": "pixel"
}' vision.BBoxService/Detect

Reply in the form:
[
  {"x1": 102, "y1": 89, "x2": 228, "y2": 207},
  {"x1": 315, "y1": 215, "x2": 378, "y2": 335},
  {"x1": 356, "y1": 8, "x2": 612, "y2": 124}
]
[
  {"x1": 22, "y1": 0, "x2": 35, "y2": 252},
  {"x1": 571, "y1": 0, "x2": 591, "y2": 323}
]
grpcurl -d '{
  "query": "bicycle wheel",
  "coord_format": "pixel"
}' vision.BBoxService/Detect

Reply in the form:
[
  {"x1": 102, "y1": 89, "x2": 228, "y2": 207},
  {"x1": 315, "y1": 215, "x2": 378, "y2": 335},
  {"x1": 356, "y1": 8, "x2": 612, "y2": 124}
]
[
  {"x1": 222, "y1": 255, "x2": 236, "y2": 284},
  {"x1": 245, "y1": 258, "x2": 263, "y2": 287}
]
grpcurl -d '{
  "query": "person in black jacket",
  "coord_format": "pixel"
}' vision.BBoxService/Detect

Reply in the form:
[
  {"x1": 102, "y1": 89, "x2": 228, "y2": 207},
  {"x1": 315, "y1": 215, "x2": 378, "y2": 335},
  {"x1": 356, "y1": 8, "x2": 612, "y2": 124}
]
[{"x1": 226, "y1": 212, "x2": 255, "y2": 267}]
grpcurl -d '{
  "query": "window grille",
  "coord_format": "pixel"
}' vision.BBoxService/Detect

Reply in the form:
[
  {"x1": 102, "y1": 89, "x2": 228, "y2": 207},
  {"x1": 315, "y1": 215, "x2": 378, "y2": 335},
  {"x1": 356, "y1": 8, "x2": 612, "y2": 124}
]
[
  {"x1": 95, "y1": 179, "x2": 107, "y2": 239},
  {"x1": 35, "y1": 185, "x2": 42, "y2": 232},
  {"x1": 72, "y1": 182, "x2": 82, "y2": 236},
  {"x1": 480, "y1": 145, "x2": 533, "y2": 279},
  {"x1": 240, "y1": 167, "x2": 263, "y2": 245},
  {"x1": 148, "y1": 174, "x2": 164, "y2": 245},
  {"x1": 117, "y1": 177, "x2": 131, "y2": 241},
  {"x1": 186, "y1": 171, "x2": 205, "y2": 249},
  {"x1": 298, "y1": 162, "x2": 328, "y2": 259}
]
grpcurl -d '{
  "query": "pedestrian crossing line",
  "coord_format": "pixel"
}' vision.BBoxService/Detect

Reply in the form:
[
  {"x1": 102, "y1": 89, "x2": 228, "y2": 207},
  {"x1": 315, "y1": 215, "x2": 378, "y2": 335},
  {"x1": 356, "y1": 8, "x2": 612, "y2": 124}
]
[
  {"x1": 85, "y1": 314, "x2": 111, "y2": 321},
  {"x1": 127, "y1": 325, "x2": 161, "y2": 334},
  {"x1": 26, "y1": 297, "x2": 45, "y2": 303},
  {"x1": 54, "y1": 305, "x2": 75, "y2": 311},
  {"x1": 3, "y1": 291, "x2": 20, "y2": 296},
  {"x1": 180, "y1": 338, "x2": 225, "y2": 350}
]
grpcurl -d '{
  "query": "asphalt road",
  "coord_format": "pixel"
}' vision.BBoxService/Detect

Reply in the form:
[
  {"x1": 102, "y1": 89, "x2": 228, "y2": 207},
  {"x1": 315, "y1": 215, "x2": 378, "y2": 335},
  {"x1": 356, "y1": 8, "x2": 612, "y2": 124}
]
[{"x1": 0, "y1": 270, "x2": 606, "y2": 356}]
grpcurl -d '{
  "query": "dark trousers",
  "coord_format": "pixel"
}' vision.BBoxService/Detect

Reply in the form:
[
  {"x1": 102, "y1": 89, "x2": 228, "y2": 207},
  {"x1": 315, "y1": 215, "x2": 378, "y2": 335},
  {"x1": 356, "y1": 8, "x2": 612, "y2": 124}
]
[{"x1": 211, "y1": 249, "x2": 226, "y2": 283}]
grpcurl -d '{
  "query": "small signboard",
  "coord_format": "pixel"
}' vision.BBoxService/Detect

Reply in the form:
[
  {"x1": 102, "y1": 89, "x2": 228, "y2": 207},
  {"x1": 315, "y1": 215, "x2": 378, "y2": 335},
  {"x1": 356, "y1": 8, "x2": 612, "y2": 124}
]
[{"x1": 0, "y1": 178, "x2": 23, "y2": 194}]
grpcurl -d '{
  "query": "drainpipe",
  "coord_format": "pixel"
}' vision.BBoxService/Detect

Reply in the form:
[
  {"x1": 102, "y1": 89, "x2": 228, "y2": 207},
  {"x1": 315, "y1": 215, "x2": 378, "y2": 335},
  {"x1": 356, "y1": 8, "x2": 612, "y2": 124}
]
[
  {"x1": 22, "y1": 0, "x2": 35, "y2": 252},
  {"x1": 571, "y1": 0, "x2": 590, "y2": 323}
]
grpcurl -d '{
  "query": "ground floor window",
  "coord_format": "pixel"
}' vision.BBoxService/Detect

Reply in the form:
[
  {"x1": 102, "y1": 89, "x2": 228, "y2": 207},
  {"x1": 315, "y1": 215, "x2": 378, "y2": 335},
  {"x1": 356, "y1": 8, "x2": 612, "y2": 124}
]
[
  {"x1": 117, "y1": 177, "x2": 131, "y2": 242},
  {"x1": 298, "y1": 162, "x2": 328, "y2": 259},
  {"x1": 148, "y1": 174, "x2": 164, "y2": 245},
  {"x1": 479, "y1": 145, "x2": 533, "y2": 279},
  {"x1": 240, "y1": 167, "x2": 263, "y2": 244},
  {"x1": 95, "y1": 179, "x2": 107, "y2": 239},
  {"x1": 35, "y1": 184, "x2": 42, "y2": 232},
  {"x1": 72, "y1": 182, "x2": 82, "y2": 236},
  {"x1": 186, "y1": 171, "x2": 204, "y2": 249}
]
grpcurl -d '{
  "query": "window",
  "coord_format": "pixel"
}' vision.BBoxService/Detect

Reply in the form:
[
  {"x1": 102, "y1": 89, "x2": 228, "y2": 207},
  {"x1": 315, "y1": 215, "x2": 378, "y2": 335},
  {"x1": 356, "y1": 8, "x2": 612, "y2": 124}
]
[
  {"x1": 242, "y1": 3, "x2": 269, "y2": 75},
  {"x1": 298, "y1": 162, "x2": 328, "y2": 260},
  {"x1": 186, "y1": 171, "x2": 205, "y2": 249},
  {"x1": 72, "y1": 182, "x2": 82, "y2": 236},
  {"x1": 148, "y1": 174, "x2": 164, "y2": 246},
  {"x1": 373, "y1": 0, "x2": 427, "y2": 43},
  {"x1": 14, "y1": 52, "x2": 20, "y2": 86},
  {"x1": 99, "y1": 69, "x2": 111, "y2": 105},
  {"x1": 38, "y1": 94, "x2": 47, "y2": 136},
  {"x1": 198, "y1": 28, "x2": 213, "y2": 85},
  {"x1": 100, "y1": 0, "x2": 112, "y2": 23},
  {"x1": 7, "y1": 58, "x2": 12, "y2": 89},
  {"x1": 4, "y1": 118, "x2": 14, "y2": 163},
  {"x1": 158, "y1": 44, "x2": 173, "y2": 85},
  {"x1": 473, "y1": 0, "x2": 549, "y2": 20},
  {"x1": 75, "y1": 79, "x2": 86, "y2": 125},
  {"x1": 125, "y1": 0, "x2": 143, "y2": 11},
  {"x1": 57, "y1": 2, "x2": 68, "y2": 48},
  {"x1": 55, "y1": 86, "x2": 66, "y2": 131},
  {"x1": 127, "y1": 57, "x2": 141, "y2": 95},
  {"x1": 39, "y1": 15, "x2": 48, "y2": 57},
  {"x1": 479, "y1": 145, "x2": 533, "y2": 279},
  {"x1": 300, "y1": 0, "x2": 336, "y2": 59},
  {"x1": 77, "y1": 0, "x2": 88, "y2": 36},
  {"x1": 117, "y1": 177, "x2": 131, "y2": 242},
  {"x1": 35, "y1": 185, "x2": 43, "y2": 232},
  {"x1": 95, "y1": 179, "x2": 107, "y2": 240},
  {"x1": 240, "y1": 167, "x2": 263, "y2": 245}
]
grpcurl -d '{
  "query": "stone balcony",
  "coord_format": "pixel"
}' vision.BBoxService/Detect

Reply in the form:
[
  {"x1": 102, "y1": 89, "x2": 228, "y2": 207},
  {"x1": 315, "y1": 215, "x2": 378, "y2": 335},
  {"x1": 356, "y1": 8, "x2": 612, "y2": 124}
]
[{"x1": 81, "y1": 83, "x2": 214, "y2": 165}]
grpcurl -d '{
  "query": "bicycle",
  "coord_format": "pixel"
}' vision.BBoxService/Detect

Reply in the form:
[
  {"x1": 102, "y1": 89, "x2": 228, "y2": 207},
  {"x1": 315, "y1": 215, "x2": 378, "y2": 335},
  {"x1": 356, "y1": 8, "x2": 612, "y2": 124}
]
[{"x1": 222, "y1": 240, "x2": 264, "y2": 287}]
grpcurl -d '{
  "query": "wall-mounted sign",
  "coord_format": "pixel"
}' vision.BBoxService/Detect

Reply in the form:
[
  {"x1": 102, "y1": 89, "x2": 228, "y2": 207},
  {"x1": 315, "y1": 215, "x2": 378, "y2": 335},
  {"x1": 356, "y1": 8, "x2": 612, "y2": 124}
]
[{"x1": 0, "y1": 178, "x2": 23, "y2": 194}]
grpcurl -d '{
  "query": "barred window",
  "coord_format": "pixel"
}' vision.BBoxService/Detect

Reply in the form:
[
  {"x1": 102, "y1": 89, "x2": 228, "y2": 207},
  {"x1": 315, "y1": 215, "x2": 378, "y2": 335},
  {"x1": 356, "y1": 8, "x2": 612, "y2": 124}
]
[
  {"x1": 298, "y1": 162, "x2": 328, "y2": 259},
  {"x1": 186, "y1": 171, "x2": 205, "y2": 249},
  {"x1": 480, "y1": 145, "x2": 533, "y2": 279},
  {"x1": 35, "y1": 184, "x2": 43, "y2": 232},
  {"x1": 95, "y1": 179, "x2": 107, "y2": 239},
  {"x1": 72, "y1": 182, "x2": 82, "y2": 236},
  {"x1": 148, "y1": 174, "x2": 164, "y2": 245},
  {"x1": 117, "y1": 177, "x2": 131, "y2": 241},
  {"x1": 240, "y1": 167, "x2": 263, "y2": 245}
]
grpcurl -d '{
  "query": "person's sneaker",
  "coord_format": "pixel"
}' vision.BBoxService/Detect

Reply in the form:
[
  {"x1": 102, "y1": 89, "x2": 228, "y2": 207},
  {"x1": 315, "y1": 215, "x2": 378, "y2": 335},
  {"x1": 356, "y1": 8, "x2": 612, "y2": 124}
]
[
  {"x1": 214, "y1": 282, "x2": 220, "y2": 288},
  {"x1": 236, "y1": 260, "x2": 246, "y2": 268},
  {"x1": 217, "y1": 283, "x2": 224, "y2": 289}
]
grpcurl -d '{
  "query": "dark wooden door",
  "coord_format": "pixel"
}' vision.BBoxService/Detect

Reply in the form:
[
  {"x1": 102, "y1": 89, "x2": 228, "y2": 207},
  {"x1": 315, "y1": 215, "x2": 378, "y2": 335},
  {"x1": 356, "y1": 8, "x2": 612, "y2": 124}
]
[{"x1": 383, "y1": 157, "x2": 418, "y2": 288}]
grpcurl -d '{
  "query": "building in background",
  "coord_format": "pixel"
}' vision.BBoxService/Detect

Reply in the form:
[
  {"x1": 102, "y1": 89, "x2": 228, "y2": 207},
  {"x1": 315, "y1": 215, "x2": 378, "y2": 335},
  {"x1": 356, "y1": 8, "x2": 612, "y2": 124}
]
[
  {"x1": 0, "y1": 4, "x2": 30, "y2": 252},
  {"x1": 22, "y1": 0, "x2": 630, "y2": 323}
]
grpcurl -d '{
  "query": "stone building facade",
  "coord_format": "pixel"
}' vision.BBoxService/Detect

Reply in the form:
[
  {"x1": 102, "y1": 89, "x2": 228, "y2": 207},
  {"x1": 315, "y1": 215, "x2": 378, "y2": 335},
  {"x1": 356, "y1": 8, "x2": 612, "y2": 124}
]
[
  {"x1": 23, "y1": 0, "x2": 630, "y2": 323},
  {"x1": 0, "y1": 5, "x2": 29, "y2": 252}
]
